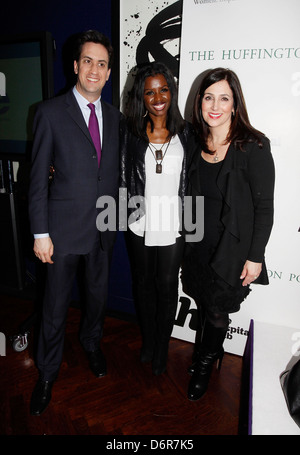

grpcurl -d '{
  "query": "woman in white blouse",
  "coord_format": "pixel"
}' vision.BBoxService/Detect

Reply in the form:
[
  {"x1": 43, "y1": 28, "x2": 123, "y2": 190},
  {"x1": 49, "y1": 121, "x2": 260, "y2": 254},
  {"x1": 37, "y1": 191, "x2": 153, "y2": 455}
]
[{"x1": 121, "y1": 62, "x2": 194, "y2": 375}]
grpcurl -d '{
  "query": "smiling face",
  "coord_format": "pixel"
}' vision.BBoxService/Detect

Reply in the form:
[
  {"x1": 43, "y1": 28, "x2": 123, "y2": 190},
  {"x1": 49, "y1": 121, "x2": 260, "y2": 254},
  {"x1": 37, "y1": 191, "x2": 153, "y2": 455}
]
[
  {"x1": 201, "y1": 80, "x2": 235, "y2": 134},
  {"x1": 74, "y1": 42, "x2": 111, "y2": 102},
  {"x1": 143, "y1": 74, "x2": 171, "y2": 119}
]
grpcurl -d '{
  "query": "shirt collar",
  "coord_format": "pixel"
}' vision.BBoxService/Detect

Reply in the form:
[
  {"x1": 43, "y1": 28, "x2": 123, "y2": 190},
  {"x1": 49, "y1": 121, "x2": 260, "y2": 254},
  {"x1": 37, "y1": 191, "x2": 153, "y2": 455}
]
[{"x1": 72, "y1": 86, "x2": 101, "y2": 112}]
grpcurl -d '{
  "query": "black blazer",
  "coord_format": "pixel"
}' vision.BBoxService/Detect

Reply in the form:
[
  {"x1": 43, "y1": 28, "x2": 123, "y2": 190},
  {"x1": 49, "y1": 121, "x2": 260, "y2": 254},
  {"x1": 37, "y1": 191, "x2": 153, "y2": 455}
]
[
  {"x1": 28, "y1": 89, "x2": 122, "y2": 254},
  {"x1": 187, "y1": 135, "x2": 275, "y2": 287}
]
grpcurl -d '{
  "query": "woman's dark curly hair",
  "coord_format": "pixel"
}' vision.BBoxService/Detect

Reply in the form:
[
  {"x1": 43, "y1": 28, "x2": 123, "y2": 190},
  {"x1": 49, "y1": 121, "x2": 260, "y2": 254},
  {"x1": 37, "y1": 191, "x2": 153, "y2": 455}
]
[{"x1": 125, "y1": 62, "x2": 185, "y2": 141}]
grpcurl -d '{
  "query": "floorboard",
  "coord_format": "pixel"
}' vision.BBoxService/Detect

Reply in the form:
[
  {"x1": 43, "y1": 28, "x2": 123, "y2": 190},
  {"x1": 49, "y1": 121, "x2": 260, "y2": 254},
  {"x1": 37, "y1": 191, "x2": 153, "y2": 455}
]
[{"x1": 0, "y1": 293, "x2": 245, "y2": 437}]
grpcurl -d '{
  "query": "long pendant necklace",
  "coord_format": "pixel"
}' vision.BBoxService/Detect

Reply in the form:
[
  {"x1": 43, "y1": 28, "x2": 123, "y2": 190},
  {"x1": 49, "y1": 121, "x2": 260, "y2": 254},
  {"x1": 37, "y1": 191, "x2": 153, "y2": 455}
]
[{"x1": 148, "y1": 139, "x2": 171, "y2": 174}]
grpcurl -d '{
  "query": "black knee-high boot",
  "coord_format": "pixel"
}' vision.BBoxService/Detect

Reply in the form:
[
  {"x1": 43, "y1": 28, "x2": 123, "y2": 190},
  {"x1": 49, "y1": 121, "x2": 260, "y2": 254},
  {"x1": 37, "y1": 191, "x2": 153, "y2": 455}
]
[
  {"x1": 187, "y1": 319, "x2": 228, "y2": 401},
  {"x1": 152, "y1": 281, "x2": 178, "y2": 376},
  {"x1": 188, "y1": 304, "x2": 206, "y2": 375},
  {"x1": 135, "y1": 279, "x2": 157, "y2": 363}
]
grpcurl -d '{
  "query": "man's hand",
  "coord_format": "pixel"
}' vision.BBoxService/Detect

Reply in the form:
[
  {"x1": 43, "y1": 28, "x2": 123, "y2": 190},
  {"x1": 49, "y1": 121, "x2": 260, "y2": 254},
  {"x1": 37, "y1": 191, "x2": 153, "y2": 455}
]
[{"x1": 33, "y1": 237, "x2": 54, "y2": 264}]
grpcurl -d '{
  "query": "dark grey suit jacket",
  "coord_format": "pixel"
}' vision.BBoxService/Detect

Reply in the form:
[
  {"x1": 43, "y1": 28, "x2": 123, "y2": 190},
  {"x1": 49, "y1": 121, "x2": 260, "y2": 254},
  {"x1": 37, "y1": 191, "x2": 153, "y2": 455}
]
[{"x1": 29, "y1": 89, "x2": 121, "y2": 254}]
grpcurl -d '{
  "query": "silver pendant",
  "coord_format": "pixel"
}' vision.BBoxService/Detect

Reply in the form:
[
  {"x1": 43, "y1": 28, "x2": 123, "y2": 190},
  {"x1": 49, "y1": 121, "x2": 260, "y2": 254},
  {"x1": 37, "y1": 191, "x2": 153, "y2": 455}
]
[{"x1": 156, "y1": 163, "x2": 162, "y2": 174}]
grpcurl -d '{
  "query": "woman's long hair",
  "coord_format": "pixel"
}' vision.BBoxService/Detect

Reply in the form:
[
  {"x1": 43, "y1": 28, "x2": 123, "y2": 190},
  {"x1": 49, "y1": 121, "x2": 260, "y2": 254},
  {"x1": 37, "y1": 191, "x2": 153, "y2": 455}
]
[
  {"x1": 125, "y1": 62, "x2": 185, "y2": 141},
  {"x1": 192, "y1": 67, "x2": 264, "y2": 153}
]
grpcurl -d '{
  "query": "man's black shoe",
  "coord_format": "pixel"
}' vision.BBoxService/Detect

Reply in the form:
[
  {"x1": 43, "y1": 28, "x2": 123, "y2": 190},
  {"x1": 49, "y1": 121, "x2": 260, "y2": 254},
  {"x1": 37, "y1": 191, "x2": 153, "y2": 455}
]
[
  {"x1": 87, "y1": 349, "x2": 107, "y2": 377},
  {"x1": 30, "y1": 379, "x2": 54, "y2": 416}
]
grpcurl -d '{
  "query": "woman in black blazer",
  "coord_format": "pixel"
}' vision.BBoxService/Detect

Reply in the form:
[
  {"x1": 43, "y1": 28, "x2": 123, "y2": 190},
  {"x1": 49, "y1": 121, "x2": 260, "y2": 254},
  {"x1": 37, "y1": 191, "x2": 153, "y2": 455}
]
[
  {"x1": 181, "y1": 68, "x2": 275, "y2": 401},
  {"x1": 121, "y1": 62, "x2": 194, "y2": 375}
]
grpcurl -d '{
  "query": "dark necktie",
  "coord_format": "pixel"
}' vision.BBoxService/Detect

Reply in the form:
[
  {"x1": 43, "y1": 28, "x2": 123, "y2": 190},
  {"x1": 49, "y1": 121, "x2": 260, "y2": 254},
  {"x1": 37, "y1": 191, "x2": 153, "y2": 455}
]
[{"x1": 88, "y1": 103, "x2": 101, "y2": 166}]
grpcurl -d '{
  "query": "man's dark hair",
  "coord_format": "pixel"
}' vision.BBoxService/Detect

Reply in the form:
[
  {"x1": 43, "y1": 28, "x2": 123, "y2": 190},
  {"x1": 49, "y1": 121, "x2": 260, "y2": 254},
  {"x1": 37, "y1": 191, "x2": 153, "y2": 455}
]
[{"x1": 74, "y1": 30, "x2": 114, "y2": 68}]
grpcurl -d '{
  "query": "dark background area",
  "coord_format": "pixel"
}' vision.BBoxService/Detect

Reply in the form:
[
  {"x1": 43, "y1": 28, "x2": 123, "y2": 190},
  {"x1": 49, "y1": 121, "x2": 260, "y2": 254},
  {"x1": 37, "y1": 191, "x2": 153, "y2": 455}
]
[{"x1": 2, "y1": 0, "x2": 114, "y2": 99}]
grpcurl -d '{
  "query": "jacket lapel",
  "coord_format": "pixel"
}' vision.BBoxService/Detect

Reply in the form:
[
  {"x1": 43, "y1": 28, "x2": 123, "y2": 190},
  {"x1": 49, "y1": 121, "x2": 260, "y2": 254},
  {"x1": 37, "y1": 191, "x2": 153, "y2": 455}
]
[
  {"x1": 216, "y1": 143, "x2": 234, "y2": 195},
  {"x1": 216, "y1": 144, "x2": 248, "y2": 240},
  {"x1": 216, "y1": 143, "x2": 248, "y2": 193},
  {"x1": 65, "y1": 90, "x2": 94, "y2": 147}
]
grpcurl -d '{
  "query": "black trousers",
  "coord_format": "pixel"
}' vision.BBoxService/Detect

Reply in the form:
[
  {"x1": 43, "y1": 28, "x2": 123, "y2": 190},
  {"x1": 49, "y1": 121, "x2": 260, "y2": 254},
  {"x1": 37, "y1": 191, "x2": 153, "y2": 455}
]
[
  {"x1": 128, "y1": 232, "x2": 184, "y2": 364},
  {"x1": 36, "y1": 239, "x2": 112, "y2": 381}
]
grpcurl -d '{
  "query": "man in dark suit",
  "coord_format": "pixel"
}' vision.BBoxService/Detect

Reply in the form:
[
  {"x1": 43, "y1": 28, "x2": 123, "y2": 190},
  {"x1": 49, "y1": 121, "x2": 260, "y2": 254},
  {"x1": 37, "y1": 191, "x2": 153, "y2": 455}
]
[{"x1": 28, "y1": 30, "x2": 121, "y2": 415}]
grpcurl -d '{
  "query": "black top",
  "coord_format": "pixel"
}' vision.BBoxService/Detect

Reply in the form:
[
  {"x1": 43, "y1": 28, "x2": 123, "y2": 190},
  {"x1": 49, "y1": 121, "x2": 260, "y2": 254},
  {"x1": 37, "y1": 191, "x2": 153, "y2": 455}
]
[{"x1": 196, "y1": 155, "x2": 224, "y2": 263}]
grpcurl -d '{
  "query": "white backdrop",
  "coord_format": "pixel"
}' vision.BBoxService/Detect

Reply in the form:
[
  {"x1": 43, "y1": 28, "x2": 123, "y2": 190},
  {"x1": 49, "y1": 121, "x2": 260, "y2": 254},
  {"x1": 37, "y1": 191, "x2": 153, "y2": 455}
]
[
  {"x1": 119, "y1": 0, "x2": 300, "y2": 356},
  {"x1": 119, "y1": 0, "x2": 181, "y2": 110},
  {"x1": 173, "y1": 0, "x2": 300, "y2": 355}
]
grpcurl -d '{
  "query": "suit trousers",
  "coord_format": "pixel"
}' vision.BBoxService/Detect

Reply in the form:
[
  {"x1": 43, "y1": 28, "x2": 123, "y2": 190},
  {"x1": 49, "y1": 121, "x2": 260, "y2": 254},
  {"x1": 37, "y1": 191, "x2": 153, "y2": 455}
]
[{"x1": 36, "y1": 237, "x2": 112, "y2": 381}]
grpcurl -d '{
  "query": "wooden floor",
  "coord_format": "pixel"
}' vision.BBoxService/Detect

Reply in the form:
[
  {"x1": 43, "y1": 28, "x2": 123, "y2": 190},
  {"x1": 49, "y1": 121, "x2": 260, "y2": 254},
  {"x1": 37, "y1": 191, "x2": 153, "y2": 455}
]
[{"x1": 0, "y1": 292, "x2": 248, "y2": 437}]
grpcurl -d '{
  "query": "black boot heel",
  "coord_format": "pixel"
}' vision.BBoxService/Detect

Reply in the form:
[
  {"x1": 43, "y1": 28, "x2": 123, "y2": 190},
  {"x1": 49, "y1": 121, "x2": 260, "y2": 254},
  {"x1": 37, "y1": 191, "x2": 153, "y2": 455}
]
[
  {"x1": 216, "y1": 348, "x2": 224, "y2": 370},
  {"x1": 187, "y1": 349, "x2": 224, "y2": 401}
]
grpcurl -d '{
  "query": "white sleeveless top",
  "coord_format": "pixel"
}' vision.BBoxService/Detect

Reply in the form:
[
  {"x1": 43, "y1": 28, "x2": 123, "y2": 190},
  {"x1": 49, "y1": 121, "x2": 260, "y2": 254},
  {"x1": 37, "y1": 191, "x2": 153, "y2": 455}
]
[{"x1": 129, "y1": 134, "x2": 184, "y2": 246}]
